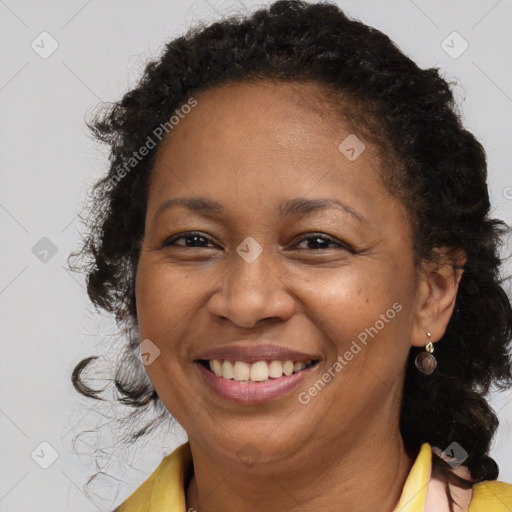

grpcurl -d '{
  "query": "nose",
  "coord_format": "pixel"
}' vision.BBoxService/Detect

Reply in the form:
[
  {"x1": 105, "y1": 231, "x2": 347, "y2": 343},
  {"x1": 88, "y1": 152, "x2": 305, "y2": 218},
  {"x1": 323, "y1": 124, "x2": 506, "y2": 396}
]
[{"x1": 207, "y1": 246, "x2": 296, "y2": 329}]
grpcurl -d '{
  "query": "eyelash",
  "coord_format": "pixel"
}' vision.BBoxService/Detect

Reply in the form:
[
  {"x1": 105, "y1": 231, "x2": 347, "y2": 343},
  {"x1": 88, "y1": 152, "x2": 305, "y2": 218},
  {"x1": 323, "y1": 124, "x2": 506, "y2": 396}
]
[{"x1": 162, "y1": 232, "x2": 352, "y2": 252}]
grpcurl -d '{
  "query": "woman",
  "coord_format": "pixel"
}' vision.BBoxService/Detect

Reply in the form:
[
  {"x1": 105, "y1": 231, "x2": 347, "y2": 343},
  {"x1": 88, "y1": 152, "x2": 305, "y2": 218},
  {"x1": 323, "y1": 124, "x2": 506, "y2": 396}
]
[{"x1": 71, "y1": 1, "x2": 512, "y2": 511}]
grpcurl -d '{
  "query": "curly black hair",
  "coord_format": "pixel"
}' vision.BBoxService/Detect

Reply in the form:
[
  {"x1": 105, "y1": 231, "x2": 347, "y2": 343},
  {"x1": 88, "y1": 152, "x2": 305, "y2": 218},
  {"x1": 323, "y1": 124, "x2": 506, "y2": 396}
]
[{"x1": 69, "y1": 0, "x2": 512, "y2": 509}]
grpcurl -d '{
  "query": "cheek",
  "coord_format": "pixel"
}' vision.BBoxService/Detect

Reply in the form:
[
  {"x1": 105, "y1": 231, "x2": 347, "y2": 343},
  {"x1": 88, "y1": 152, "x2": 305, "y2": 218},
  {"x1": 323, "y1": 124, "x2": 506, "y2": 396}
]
[
  {"x1": 288, "y1": 264, "x2": 412, "y2": 377},
  {"x1": 135, "y1": 260, "x2": 200, "y2": 339},
  {"x1": 134, "y1": 262, "x2": 200, "y2": 417},
  {"x1": 134, "y1": 266, "x2": 192, "y2": 406},
  {"x1": 289, "y1": 264, "x2": 392, "y2": 331}
]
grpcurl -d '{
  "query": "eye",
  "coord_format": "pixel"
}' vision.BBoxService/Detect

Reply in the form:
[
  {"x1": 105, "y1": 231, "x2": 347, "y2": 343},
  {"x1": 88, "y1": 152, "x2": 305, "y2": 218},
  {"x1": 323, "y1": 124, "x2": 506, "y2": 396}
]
[
  {"x1": 162, "y1": 232, "x2": 218, "y2": 248},
  {"x1": 291, "y1": 233, "x2": 351, "y2": 251},
  {"x1": 161, "y1": 232, "x2": 352, "y2": 252}
]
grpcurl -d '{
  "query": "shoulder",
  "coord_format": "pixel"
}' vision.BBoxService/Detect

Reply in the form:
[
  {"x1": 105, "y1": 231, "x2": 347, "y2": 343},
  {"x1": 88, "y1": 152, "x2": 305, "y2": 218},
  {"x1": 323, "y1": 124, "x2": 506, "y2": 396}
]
[
  {"x1": 468, "y1": 480, "x2": 512, "y2": 512},
  {"x1": 428, "y1": 447, "x2": 511, "y2": 512},
  {"x1": 113, "y1": 442, "x2": 192, "y2": 512},
  {"x1": 427, "y1": 474, "x2": 512, "y2": 512},
  {"x1": 113, "y1": 473, "x2": 156, "y2": 512}
]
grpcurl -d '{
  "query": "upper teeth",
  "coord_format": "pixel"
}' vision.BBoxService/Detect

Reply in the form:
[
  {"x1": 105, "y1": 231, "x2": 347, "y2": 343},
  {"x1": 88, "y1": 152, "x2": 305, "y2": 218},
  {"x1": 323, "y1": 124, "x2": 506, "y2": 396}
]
[{"x1": 208, "y1": 359, "x2": 313, "y2": 381}]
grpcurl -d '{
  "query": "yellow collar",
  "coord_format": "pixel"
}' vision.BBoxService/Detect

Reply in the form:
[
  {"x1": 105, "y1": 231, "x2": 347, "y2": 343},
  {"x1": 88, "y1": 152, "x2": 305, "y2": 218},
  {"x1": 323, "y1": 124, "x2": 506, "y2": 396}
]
[
  {"x1": 393, "y1": 442, "x2": 431, "y2": 511},
  {"x1": 115, "y1": 441, "x2": 511, "y2": 512}
]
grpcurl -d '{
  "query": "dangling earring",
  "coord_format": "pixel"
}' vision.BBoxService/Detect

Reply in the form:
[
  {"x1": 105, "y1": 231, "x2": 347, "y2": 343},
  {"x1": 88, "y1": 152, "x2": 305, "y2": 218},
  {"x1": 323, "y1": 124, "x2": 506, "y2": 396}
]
[{"x1": 415, "y1": 332, "x2": 437, "y2": 375}]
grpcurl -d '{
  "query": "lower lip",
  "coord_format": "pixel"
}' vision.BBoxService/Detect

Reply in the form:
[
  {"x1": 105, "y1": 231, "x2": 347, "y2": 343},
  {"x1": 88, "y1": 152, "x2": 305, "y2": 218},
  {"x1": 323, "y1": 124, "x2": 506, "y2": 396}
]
[{"x1": 196, "y1": 362, "x2": 317, "y2": 404}]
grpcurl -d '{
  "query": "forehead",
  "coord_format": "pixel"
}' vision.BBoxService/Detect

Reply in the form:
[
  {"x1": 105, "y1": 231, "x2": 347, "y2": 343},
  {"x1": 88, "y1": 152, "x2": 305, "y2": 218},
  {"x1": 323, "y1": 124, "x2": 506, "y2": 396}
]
[
  {"x1": 146, "y1": 80, "x2": 403, "y2": 229},
  {"x1": 178, "y1": 80, "x2": 348, "y2": 140},
  {"x1": 151, "y1": 80, "x2": 378, "y2": 178}
]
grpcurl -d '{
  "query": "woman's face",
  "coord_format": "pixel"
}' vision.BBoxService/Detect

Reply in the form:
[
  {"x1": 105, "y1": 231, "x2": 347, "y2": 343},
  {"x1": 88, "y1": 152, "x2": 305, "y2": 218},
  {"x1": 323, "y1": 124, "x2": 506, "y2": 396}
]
[{"x1": 135, "y1": 81, "x2": 424, "y2": 466}]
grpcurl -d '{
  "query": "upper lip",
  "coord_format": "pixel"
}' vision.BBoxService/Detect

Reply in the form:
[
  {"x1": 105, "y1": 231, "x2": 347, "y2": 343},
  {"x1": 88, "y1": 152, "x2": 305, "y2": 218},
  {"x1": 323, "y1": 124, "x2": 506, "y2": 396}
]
[{"x1": 192, "y1": 344, "x2": 321, "y2": 364}]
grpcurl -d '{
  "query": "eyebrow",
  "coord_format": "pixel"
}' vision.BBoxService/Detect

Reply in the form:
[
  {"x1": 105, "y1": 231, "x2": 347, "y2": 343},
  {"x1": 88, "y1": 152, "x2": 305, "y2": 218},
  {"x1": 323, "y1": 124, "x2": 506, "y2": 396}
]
[{"x1": 153, "y1": 196, "x2": 369, "y2": 225}]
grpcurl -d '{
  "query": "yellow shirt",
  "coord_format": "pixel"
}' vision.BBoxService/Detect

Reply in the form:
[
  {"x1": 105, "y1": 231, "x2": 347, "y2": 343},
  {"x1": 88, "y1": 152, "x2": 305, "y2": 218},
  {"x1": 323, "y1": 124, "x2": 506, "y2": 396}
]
[{"x1": 114, "y1": 442, "x2": 512, "y2": 512}]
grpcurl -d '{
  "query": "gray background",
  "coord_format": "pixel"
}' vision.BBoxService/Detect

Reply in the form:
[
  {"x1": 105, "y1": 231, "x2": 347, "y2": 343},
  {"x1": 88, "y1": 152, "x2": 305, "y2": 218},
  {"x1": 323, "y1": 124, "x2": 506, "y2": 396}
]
[{"x1": 1, "y1": 0, "x2": 511, "y2": 510}]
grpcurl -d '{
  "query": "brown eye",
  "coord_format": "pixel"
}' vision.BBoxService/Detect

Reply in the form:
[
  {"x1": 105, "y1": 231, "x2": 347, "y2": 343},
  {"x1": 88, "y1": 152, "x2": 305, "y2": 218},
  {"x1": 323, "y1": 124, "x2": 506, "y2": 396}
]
[
  {"x1": 292, "y1": 234, "x2": 353, "y2": 252},
  {"x1": 162, "y1": 232, "x2": 217, "y2": 248}
]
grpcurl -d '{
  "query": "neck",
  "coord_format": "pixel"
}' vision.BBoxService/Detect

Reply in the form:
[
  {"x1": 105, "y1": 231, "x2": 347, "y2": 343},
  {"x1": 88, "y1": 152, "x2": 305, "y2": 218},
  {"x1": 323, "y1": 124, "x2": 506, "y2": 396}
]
[{"x1": 185, "y1": 421, "x2": 417, "y2": 512}]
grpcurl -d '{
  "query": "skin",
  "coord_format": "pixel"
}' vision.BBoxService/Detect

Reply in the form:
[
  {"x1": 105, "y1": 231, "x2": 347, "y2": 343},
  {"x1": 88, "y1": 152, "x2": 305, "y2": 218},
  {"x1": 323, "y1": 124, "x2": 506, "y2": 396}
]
[{"x1": 134, "y1": 80, "x2": 466, "y2": 512}]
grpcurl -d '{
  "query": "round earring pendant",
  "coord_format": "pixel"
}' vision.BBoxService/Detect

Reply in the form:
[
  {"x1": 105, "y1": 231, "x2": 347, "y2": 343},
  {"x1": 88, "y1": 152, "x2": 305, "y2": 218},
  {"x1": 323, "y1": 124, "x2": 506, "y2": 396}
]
[{"x1": 415, "y1": 352, "x2": 437, "y2": 375}]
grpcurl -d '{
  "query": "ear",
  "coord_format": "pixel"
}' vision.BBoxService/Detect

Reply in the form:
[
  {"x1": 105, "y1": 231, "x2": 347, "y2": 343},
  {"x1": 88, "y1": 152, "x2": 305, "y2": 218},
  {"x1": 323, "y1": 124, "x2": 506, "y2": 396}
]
[{"x1": 410, "y1": 247, "x2": 467, "y2": 348}]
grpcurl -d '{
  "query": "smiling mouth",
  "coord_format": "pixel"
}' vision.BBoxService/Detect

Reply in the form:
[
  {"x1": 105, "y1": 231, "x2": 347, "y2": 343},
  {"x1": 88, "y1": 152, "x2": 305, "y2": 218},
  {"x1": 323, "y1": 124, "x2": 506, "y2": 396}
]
[{"x1": 197, "y1": 359, "x2": 320, "y2": 382}]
